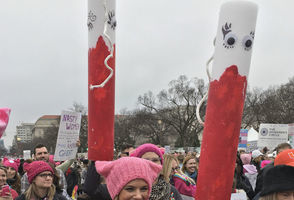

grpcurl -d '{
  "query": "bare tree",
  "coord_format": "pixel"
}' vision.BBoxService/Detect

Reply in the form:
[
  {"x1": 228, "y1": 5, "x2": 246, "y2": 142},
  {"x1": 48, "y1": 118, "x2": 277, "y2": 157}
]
[{"x1": 138, "y1": 75, "x2": 207, "y2": 147}]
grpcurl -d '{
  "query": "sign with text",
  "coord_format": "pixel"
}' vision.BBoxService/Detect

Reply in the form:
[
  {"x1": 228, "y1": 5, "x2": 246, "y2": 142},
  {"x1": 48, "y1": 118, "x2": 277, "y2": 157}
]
[
  {"x1": 23, "y1": 150, "x2": 31, "y2": 160},
  {"x1": 257, "y1": 124, "x2": 288, "y2": 150},
  {"x1": 288, "y1": 123, "x2": 294, "y2": 148},
  {"x1": 247, "y1": 141, "x2": 258, "y2": 153},
  {"x1": 238, "y1": 129, "x2": 248, "y2": 149},
  {"x1": 54, "y1": 111, "x2": 81, "y2": 161},
  {"x1": 164, "y1": 146, "x2": 170, "y2": 154}
]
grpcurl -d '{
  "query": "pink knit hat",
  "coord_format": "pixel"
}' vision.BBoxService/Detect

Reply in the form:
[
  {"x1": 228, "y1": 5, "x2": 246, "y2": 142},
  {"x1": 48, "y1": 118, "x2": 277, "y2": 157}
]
[
  {"x1": 3, "y1": 158, "x2": 20, "y2": 172},
  {"x1": 240, "y1": 153, "x2": 252, "y2": 165},
  {"x1": 26, "y1": 161, "x2": 54, "y2": 184},
  {"x1": 95, "y1": 157, "x2": 162, "y2": 199},
  {"x1": 0, "y1": 108, "x2": 11, "y2": 139},
  {"x1": 261, "y1": 160, "x2": 271, "y2": 168},
  {"x1": 130, "y1": 143, "x2": 164, "y2": 165}
]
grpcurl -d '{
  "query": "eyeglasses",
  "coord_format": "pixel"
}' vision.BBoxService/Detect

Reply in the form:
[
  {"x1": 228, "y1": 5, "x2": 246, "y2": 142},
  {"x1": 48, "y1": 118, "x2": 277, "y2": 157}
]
[
  {"x1": 121, "y1": 152, "x2": 129, "y2": 156},
  {"x1": 171, "y1": 166, "x2": 180, "y2": 172},
  {"x1": 144, "y1": 158, "x2": 161, "y2": 163},
  {"x1": 38, "y1": 173, "x2": 53, "y2": 178}
]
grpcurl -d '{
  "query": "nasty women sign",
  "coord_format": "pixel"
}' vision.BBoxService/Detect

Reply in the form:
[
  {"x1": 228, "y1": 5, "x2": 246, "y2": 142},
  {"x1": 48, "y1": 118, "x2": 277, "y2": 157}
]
[{"x1": 54, "y1": 111, "x2": 81, "y2": 161}]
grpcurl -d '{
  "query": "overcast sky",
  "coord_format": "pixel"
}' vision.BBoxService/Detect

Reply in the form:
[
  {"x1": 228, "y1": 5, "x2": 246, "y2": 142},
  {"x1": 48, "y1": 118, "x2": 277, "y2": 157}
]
[{"x1": 1, "y1": 0, "x2": 294, "y2": 147}]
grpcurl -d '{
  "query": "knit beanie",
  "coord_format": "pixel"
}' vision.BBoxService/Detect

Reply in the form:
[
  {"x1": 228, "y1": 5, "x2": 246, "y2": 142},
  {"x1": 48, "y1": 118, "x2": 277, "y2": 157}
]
[
  {"x1": 240, "y1": 153, "x2": 251, "y2": 165},
  {"x1": 95, "y1": 157, "x2": 162, "y2": 199},
  {"x1": 260, "y1": 165, "x2": 294, "y2": 196},
  {"x1": 0, "y1": 108, "x2": 11, "y2": 139},
  {"x1": 274, "y1": 149, "x2": 294, "y2": 167},
  {"x1": 27, "y1": 161, "x2": 54, "y2": 184},
  {"x1": 3, "y1": 158, "x2": 20, "y2": 172},
  {"x1": 130, "y1": 143, "x2": 164, "y2": 165},
  {"x1": 261, "y1": 160, "x2": 271, "y2": 168}
]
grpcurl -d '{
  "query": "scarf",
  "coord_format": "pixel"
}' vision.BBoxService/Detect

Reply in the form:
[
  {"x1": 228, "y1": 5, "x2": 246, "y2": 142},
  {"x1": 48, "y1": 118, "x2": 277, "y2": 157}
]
[
  {"x1": 149, "y1": 175, "x2": 171, "y2": 200},
  {"x1": 185, "y1": 171, "x2": 197, "y2": 182}
]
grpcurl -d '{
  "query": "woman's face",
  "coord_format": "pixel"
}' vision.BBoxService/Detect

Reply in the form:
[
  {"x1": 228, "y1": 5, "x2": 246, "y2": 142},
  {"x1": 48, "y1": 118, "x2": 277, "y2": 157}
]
[
  {"x1": 141, "y1": 152, "x2": 161, "y2": 165},
  {"x1": 118, "y1": 179, "x2": 149, "y2": 200},
  {"x1": 33, "y1": 171, "x2": 53, "y2": 189},
  {"x1": 0, "y1": 169, "x2": 7, "y2": 187},
  {"x1": 6, "y1": 167, "x2": 16, "y2": 179},
  {"x1": 170, "y1": 160, "x2": 179, "y2": 177},
  {"x1": 277, "y1": 191, "x2": 294, "y2": 200},
  {"x1": 185, "y1": 158, "x2": 197, "y2": 173}
]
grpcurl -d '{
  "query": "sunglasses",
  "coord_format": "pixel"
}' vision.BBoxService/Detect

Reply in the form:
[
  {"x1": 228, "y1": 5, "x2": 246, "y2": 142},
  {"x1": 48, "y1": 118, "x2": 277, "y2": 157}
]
[
  {"x1": 121, "y1": 152, "x2": 129, "y2": 156},
  {"x1": 38, "y1": 173, "x2": 53, "y2": 178},
  {"x1": 171, "y1": 166, "x2": 180, "y2": 172}
]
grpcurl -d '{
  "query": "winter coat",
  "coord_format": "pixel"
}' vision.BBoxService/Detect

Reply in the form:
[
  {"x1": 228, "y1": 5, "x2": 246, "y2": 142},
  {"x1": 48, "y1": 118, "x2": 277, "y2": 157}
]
[{"x1": 172, "y1": 173, "x2": 196, "y2": 197}]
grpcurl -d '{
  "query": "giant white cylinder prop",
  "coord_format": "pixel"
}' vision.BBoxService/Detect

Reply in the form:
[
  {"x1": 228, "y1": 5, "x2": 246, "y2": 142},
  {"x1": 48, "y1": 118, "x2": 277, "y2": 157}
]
[
  {"x1": 88, "y1": 0, "x2": 116, "y2": 161},
  {"x1": 196, "y1": 1, "x2": 258, "y2": 200}
]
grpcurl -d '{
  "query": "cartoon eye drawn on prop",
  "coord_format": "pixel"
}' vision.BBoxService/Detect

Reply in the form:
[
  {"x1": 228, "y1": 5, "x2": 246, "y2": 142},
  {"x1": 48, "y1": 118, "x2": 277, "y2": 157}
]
[
  {"x1": 222, "y1": 22, "x2": 255, "y2": 51},
  {"x1": 88, "y1": 10, "x2": 96, "y2": 31},
  {"x1": 242, "y1": 31, "x2": 255, "y2": 51},
  {"x1": 107, "y1": 10, "x2": 116, "y2": 30}
]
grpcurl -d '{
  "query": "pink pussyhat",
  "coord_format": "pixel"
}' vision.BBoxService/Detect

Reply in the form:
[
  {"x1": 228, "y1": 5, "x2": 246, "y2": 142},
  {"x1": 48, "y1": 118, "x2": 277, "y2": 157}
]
[
  {"x1": 0, "y1": 108, "x2": 11, "y2": 138},
  {"x1": 95, "y1": 157, "x2": 162, "y2": 199}
]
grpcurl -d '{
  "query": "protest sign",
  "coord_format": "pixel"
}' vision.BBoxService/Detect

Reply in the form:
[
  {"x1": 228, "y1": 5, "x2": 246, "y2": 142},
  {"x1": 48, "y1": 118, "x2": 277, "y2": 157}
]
[
  {"x1": 164, "y1": 146, "x2": 170, "y2": 154},
  {"x1": 23, "y1": 150, "x2": 31, "y2": 160},
  {"x1": 231, "y1": 192, "x2": 247, "y2": 200},
  {"x1": 54, "y1": 111, "x2": 81, "y2": 161},
  {"x1": 257, "y1": 124, "x2": 288, "y2": 150},
  {"x1": 247, "y1": 141, "x2": 258, "y2": 153},
  {"x1": 288, "y1": 123, "x2": 294, "y2": 148},
  {"x1": 238, "y1": 129, "x2": 248, "y2": 149}
]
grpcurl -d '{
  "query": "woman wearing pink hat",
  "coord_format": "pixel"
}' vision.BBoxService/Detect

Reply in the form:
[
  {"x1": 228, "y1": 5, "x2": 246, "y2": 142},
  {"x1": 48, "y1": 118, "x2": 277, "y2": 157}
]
[
  {"x1": 0, "y1": 166, "x2": 18, "y2": 200},
  {"x1": 95, "y1": 157, "x2": 162, "y2": 200},
  {"x1": 3, "y1": 159, "x2": 21, "y2": 194},
  {"x1": 15, "y1": 161, "x2": 66, "y2": 200},
  {"x1": 130, "y1": 143, "x2": 183, "y2": 200}
]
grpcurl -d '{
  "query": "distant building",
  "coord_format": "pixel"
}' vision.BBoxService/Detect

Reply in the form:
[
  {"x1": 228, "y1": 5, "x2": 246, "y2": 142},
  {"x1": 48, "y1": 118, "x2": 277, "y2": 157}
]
[
  {"x1": 16, "y1": 123, "x2": 34, "y2": 143},
  {"x1": 0, "y1": 139, "x2": 4, "y2": 149},
  {"x1": 32, "y1": 115, "x2": 60, "y2": 139}
]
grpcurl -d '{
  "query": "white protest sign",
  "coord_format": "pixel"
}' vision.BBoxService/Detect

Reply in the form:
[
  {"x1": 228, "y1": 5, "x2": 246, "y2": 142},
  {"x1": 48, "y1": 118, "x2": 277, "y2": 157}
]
[
  {"x1": 164, "y1": 146, "x2": 170, "y2": 154},
  {"x1": 288, "y1": 123, "x2": 294, "y2": 148},
  {"x1": 23, "y1": 150, "x2": 31, "y2": 160},
  {"x1": 231, "y1": 192, "x2": 247, "y2": 200},
  {"x1": 54, "y1": 111, "x2": 82, "y2": 161},
  {"x1": 247, "y1": 141, "x2": 258, "y2": 153},
  {"x1": 257, "y1": 124, "x2": 288, "y2": 150}
]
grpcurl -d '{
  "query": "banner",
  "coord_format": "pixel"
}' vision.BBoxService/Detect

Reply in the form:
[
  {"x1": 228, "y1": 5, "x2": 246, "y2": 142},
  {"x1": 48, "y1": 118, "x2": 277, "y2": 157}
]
[
  {"x1": 257, "y1": 124, "x2": 288, "y2": 150},
  {"x1": 238, "y1": 129, "x2": 248, "y2": 149},
  {"x1": 54, "y1": 111, "x2": 82, "y2": 161}
]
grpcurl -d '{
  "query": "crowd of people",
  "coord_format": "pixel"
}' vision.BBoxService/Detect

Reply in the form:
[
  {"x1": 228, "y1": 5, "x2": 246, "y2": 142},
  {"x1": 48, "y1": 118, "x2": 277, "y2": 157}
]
[{"x1": 0, "y1": 142, "x2": 294, "y2": 200}]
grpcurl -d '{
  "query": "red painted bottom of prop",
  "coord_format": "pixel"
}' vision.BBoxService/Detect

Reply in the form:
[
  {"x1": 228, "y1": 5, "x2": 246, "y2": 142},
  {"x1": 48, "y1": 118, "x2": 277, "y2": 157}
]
[
  {"x1": 196, "y1": 65, "x2": 247, "y2": 200},
  {"x1": 88, "y1": 36, "x2": 115, "y2": 161}
]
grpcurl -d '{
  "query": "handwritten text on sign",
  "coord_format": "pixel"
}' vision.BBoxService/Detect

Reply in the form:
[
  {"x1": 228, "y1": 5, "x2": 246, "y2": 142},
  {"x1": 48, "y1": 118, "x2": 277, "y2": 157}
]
[{"x1": 54, "y1": 111, "x2": 82, "y2": 161}]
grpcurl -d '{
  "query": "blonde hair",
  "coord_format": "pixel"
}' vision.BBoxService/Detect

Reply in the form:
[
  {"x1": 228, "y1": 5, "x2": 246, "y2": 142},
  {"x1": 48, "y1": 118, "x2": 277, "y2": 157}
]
[
  {"x1": 25, "y1": 183, "x2": 56, "y2": 200},
  {"x1": 162, "y1": 155, "x2": 195, "y2": 184},
  {"x1": 181, "y1": 155, "x2": 197, "y2": 173}
]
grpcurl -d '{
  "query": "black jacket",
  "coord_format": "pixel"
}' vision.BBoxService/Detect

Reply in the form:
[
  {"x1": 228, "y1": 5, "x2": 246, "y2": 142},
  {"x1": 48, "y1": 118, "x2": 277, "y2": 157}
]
[{"x1": 83, "y1": 162, "x2": 111, "y2": 200}]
